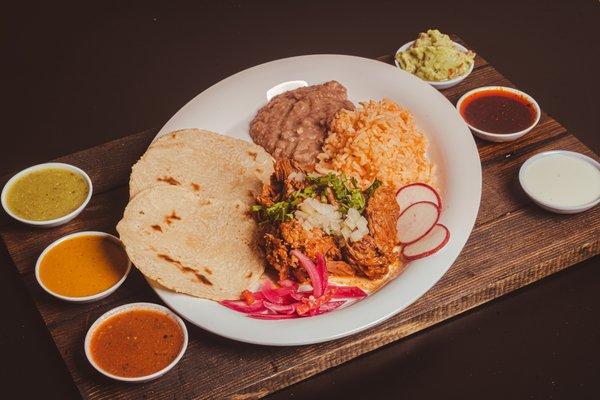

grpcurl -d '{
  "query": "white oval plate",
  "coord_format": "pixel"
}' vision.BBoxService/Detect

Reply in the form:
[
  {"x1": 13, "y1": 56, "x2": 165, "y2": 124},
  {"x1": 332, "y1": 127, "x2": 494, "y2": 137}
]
[{"x1": 148, "y1": 55, "x2": 481, "y2": 346}]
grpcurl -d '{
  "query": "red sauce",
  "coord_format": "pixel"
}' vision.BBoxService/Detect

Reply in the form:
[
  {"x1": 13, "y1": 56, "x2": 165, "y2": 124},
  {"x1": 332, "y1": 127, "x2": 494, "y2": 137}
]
[
  {"x1": 90, "y1": 309, "x2": 184, "y2": 378},
  {"x1": 460, "y1": 89, "x2": 536, "y2": 134}
]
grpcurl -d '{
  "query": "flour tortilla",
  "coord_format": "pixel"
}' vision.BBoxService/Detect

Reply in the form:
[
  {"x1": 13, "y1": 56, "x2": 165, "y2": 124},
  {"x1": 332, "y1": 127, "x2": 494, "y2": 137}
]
[
  {"x1": 117, "y1": 185, "x2": 264, "y2": 300},
  {"x1": 129, "y1": 129, "x2": 273, "y2": 200}
]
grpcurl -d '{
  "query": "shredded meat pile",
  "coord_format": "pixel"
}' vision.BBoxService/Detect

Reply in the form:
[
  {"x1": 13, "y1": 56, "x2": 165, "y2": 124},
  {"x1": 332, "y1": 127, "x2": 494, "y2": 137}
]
[
  {"x1": 344, "y1": 185, "x2": 398, "y2": 279},
  {"x1": 255, "y1": 159, "x2": 399, "y2": 282}
]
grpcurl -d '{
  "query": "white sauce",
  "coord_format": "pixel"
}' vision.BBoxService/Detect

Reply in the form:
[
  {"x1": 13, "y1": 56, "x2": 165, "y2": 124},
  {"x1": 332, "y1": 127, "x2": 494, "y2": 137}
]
[{"x1": 521, "y1": 154, "x2": 600, "y2": 207}]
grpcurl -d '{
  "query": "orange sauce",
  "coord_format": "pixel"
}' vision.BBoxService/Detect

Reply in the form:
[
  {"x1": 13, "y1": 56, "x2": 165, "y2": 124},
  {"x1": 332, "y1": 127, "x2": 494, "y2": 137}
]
[
  {"x1": 90, "y1": 309, "x2": 184, "y2": 378},
  {"x1": 39, "y1": 235, "x2": 128, "y2": 297}
]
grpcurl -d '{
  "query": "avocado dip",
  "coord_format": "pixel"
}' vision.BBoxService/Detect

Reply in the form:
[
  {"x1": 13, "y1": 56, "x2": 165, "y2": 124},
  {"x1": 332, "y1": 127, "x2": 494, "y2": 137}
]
[
  {"x1": 396, "y1": 29, "x2": 475, "y2": 82},
  {"x1": 5, "y1": 167, "x2": 89, "y2": 221}
]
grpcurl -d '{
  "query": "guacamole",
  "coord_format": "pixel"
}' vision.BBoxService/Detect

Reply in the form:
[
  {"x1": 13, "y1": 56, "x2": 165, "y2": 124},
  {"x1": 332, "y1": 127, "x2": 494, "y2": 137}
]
[{"x1": 396, "y1": 29, "x2": 475, "y2": 82}]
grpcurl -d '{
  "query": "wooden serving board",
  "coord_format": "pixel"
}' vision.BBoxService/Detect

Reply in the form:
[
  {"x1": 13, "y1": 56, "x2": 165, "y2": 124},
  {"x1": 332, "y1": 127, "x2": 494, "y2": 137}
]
[{"x1": 1, "y1": 38, "x2": 599, "y2": 400}]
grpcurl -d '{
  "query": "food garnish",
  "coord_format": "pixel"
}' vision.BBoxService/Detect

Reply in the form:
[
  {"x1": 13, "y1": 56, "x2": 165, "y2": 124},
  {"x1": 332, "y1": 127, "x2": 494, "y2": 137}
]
[
  {"x1": 395, "y1": 183, "x2": 449, "y2": 258},
  {"x1": 395, "y1": 29, "x2": 475, "y2": 82},
  {"x1": 402, "y1": 224, "x2": 450, "y2": 260},
  {"x1": 252, "y1": 172, "x2": 381, "y2": 224},
  {"x1": 395, "y1": 182, "x2": 441, "y2": 211},
  {"x1": 396, "y1": 201, "x2": 440, "y2": 244},
  {"x1": 220, "y1": 251, "x2": 367, "y2": 319}
]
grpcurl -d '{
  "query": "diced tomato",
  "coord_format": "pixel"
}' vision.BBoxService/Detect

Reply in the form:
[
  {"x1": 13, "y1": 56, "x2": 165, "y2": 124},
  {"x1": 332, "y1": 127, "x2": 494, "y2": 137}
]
[
  {"x1": 241, "y1": 290, "x2": 255, "y2": 305},
  {"x1": 328, "y1": 285, "x2": 367, "y2": 299},
  {"x1": 296, "y1": 292, "x2": 332, "y2": 316}
]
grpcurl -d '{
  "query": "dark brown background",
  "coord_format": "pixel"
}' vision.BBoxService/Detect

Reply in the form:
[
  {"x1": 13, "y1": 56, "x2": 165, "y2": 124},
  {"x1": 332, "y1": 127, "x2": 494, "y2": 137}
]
[{"x1": 1, "y1": 1, "x2": 598, "y2": 399}]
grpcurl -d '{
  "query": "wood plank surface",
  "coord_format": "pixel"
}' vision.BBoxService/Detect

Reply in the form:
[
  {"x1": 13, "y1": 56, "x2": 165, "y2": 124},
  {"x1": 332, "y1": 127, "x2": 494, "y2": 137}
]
[{"x1": 1, "y1": 38, "x2": 599, "y2": 400}]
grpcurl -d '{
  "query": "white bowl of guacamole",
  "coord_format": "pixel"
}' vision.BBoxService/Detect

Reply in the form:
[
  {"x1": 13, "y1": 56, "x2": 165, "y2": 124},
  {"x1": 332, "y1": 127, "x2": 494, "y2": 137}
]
[{"x1": 395, "y1": 29, "x2": 476, "y2": 90}]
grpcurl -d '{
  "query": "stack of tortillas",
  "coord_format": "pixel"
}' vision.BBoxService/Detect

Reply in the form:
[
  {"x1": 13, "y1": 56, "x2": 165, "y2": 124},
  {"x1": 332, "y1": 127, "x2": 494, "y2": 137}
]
[{"x1": 117, "y1": 129, "x2": 273, "y2": 300}]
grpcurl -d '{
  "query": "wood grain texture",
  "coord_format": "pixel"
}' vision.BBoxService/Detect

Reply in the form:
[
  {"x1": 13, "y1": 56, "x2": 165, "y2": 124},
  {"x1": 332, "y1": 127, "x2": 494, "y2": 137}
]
[{"x1": 1, "y1": 39, "x2": 599, "y2": 400}]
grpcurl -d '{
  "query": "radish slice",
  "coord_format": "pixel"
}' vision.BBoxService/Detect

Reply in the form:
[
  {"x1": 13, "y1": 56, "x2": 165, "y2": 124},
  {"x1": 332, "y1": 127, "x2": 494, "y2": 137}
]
[
  {"x1": 402, "y1": 224, "x2": 450, "y2": 260},
  {"x1": 396, "y1": 201, "x2": 440, "y2": 244},
  {"x1": 396, "y1": 183, "x2": 441, "y2": 212}
]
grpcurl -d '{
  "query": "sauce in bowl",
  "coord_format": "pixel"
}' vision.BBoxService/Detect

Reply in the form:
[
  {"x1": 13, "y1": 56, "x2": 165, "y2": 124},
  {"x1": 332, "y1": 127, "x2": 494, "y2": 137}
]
[
  {"x1": 89, "y1": 307, "x2": 185, "y2": 379},
  {"x1": 5, "y1": 167, "x2": 89, "y2": 221},
  {"x1": 36, "y1": 232, "x2": 130, "y2": 302},
  {"x1": 459, "y1": 89, "x2": 536, "y2": 134},
  {"x1": 520, "y1": 152, "x2": 600, "y2": 212}
]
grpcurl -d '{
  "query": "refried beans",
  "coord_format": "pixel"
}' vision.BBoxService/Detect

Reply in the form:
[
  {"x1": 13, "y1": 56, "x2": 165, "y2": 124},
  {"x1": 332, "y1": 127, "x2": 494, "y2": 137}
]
[{"x1": 249, "y1": 81, "x2": 354, "y2": 165}]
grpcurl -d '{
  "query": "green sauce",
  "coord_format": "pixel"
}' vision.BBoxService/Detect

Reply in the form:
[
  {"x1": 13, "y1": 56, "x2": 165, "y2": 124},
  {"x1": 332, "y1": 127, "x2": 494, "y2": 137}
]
[{"x1": 6, "y1": 168, "x2": 89, "y2": 221}]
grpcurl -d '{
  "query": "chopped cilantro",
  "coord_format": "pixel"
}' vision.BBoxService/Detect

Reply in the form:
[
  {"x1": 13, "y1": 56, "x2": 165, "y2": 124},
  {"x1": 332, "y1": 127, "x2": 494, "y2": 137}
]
[
  {"x1": 252, "y1": 173, "x2": 383, "y2": 223},
  {"x1": 364, "y1": 179, "x2": 383, "y2": 199}
]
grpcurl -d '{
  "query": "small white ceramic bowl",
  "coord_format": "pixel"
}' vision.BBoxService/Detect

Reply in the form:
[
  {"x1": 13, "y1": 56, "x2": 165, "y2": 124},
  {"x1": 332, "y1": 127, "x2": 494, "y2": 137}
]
[
  {"x1": 456, "y1": 86, "x2": 541, "y2": 142},
  {"x1": 395, "y1": 40, "x2": 474, "y2": 89},
  {"x1": 35, "y1": 231, "x2": 131, "y2": 302},
  {"x1": 1, "y1": 162, "x2": 93, "y2": 228},
  {"x1": 266, "y1": 80, "x2": 308, "y2": 101},
  {"x1": 519, "y1": 150, "x2": 600, "y2": 214},
  {"x1": 84, "y1": 302, "x2": 188, "y2": 383}
]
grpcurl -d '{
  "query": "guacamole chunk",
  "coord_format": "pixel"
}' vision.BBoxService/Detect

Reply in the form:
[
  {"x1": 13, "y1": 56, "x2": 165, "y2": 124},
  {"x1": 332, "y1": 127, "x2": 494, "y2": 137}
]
[{"x1": 396, "y1": 29, "x2": 475, "y2": 82}]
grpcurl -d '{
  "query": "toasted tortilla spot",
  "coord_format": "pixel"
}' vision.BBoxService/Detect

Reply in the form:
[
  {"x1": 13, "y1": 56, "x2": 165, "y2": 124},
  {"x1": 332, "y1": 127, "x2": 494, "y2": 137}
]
[
  {"x1": 256, "y1": 167, "x2": 263, "y2": 174},
  {"x1": 204, "y1": 267, "x2": 213, "y2": 275},
  {"x1": 245, "y1": 271, "x2": 253, "y2": 278},
  {"x1": 157, "y1": 253, "x2": 209, "y2": 284},
  {"x1": 151, "y1": 224, "x2": 162, "y2": 232},
  {"x1": 191, "y1": 183, "x2": 201, "y2": 191},
  {"x1": 198, "y1": 274, "x2": 212, "y2": 286},
  {"x1": 157, "y1": 176, "x2": 180, "y2": 186},
  {"x1": 247, "y1": 150, "x2": 257, "y2": 160},
  {"x1": 164, "y1": 211, "x2": 181, "y2": 225}
]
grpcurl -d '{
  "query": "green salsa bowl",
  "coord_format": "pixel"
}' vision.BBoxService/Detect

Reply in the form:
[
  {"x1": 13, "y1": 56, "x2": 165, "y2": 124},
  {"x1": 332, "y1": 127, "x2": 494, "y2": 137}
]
[{"x1": 1, "y1": 162, "x2": 93, "y2": 227}]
